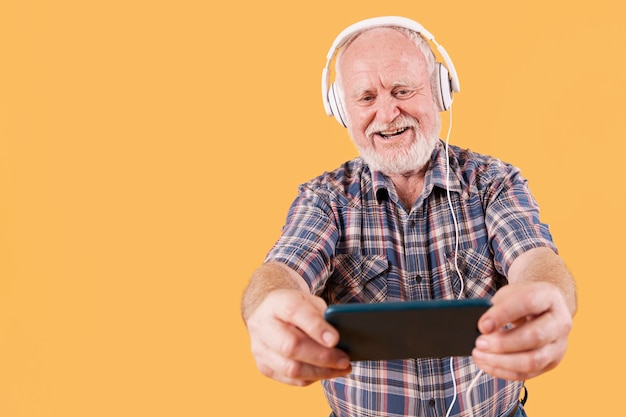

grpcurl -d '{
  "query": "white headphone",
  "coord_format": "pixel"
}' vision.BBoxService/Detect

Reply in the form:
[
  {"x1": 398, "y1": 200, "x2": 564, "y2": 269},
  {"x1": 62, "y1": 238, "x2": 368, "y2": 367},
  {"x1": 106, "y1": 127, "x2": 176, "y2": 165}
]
[{"x1": 321, "y1": 16, "x2": 461, "y2": 128}]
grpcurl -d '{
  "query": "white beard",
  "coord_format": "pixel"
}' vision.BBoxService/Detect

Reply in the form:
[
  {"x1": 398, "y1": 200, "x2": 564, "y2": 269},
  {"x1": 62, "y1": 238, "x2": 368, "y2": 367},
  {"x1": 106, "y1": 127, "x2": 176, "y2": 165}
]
[{"x1": 350, "y1": 113, "x2": 441, "y2": 175}]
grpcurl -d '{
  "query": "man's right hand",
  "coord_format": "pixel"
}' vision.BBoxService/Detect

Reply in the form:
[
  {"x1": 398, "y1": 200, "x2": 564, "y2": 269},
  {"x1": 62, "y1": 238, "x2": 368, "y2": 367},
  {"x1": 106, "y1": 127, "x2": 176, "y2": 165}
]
[{"x1": 245, "y1": 288, "x2": 352, "y2": 386}]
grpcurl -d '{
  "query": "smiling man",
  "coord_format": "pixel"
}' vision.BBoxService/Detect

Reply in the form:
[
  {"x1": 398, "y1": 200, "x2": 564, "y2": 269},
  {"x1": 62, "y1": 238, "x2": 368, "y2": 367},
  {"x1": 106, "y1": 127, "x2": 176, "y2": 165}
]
[
  {"x1": 241, "y1": 16, "x2": 576, "y2": 417},
  {"x1": 339, "y1": 27, "x2": 442, "y2": 208}
]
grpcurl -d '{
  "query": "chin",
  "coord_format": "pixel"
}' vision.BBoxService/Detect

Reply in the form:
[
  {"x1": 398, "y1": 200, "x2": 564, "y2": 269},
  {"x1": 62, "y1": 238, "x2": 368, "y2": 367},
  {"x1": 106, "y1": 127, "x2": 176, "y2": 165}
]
[{"x1": 358, "y1": 137, "x2": 438, "y2": 175}]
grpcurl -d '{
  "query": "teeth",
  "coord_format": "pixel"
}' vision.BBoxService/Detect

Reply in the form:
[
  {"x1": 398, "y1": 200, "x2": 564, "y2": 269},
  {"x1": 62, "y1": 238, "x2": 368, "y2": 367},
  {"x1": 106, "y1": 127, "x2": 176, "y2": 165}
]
[{"x1": 379, "y1": 127, "x2": 407, "y2": 138}]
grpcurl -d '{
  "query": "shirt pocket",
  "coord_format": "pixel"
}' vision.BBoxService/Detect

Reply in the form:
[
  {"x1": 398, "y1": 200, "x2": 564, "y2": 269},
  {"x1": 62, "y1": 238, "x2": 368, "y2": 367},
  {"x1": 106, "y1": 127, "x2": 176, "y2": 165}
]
[
  {"x1": 326, "y1": 254, "x2": 389, "y2": 304},
  {"x1": 447, "y1": 243, "x2": 507, "y2": 299}
]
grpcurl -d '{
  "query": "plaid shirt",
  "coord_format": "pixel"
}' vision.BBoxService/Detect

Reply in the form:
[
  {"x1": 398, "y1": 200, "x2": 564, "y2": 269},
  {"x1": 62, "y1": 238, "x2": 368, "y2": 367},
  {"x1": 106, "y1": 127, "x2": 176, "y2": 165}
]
[{"x1": 266, "y1": 141, "x2": 556, "y2": 417}]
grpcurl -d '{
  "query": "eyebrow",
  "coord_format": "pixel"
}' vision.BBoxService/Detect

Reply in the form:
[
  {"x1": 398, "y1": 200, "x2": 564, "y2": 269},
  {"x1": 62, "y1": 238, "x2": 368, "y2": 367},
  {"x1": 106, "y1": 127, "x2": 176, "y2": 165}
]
[
  {"x1": 392, "y1": 77, "x2": 416, "y2": 87},
  {"x1": 349, "y1": 80, "x2": 419, "y2": 97},
  {"x1": 347, "y1": 73, "x2": 426, "y2": 98}
]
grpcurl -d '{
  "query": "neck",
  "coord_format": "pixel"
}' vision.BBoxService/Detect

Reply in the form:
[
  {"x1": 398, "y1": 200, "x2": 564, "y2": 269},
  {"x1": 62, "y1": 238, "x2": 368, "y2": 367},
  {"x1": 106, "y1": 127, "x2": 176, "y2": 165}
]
[{"x1": 387, "y1": 167, "x2": 427, "y2": 209}]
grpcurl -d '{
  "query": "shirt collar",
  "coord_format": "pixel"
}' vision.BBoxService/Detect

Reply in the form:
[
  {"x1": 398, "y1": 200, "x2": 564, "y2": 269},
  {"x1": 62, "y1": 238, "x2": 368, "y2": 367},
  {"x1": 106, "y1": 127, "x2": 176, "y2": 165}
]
[
  {"x1": 427, "y1": 140, "x2": 464, "y2": 194},
  {"x1": 370, "y1": 140, "x2": 464, "y2": 204}
]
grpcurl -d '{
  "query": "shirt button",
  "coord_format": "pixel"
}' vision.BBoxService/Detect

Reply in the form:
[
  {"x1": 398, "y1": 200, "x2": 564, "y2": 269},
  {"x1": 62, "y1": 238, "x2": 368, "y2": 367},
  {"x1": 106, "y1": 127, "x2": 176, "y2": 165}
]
[
  {"x1": 428, "y1": 399, "x2": 436, "y2": 408},
  {"x1": 415, "y1": 275, "x2": 422, "y2": 283}
]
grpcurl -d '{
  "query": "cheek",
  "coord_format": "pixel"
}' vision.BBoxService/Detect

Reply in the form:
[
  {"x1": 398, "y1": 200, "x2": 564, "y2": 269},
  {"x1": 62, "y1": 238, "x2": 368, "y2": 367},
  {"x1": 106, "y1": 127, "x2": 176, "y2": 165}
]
[
  {"x1": 347, "y1": 123, "x2": 369, "y2": 149},
  {"x1": 425, "y1": 110, "x2": 441, "y2": 133},
  {"x1": 347, "y1": 108, "x2": 374, "y2": 134},
  {"x1": 411, "y1": 104, "x2": 439, "y2": 130}
]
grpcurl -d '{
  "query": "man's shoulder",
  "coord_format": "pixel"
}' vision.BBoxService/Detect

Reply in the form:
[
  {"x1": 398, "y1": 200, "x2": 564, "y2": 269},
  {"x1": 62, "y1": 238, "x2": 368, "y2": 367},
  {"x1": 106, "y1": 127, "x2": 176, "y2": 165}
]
[
  {"x1": 449, "y1": 144, "x2": 506, "y2": 166},
  {"x1": 448, "y1": 144, "x2": 518, "y2": 184},
  {"x1": 299, "y1": 158, "x2": 373, "y2": 205}
]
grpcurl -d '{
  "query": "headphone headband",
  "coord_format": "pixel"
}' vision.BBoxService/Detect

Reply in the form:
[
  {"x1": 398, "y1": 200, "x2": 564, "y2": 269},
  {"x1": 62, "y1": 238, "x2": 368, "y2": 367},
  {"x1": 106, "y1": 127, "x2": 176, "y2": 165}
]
[{"x1": 321, "y1": 16, "x2": 460, "y2": 124}]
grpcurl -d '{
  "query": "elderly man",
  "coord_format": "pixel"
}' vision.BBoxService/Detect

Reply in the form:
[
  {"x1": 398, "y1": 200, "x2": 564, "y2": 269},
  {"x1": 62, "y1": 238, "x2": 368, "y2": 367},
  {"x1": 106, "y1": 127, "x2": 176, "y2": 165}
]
[{"x1": 241, "y1": 16, "x2": 576, "y2": 417}]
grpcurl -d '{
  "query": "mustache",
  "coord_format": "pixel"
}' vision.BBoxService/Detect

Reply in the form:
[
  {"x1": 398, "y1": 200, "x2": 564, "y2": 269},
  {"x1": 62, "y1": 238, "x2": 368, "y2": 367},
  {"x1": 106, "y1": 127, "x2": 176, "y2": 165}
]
[{"x1": 365, "y1": 114, "x2": 420, "y2": 137}]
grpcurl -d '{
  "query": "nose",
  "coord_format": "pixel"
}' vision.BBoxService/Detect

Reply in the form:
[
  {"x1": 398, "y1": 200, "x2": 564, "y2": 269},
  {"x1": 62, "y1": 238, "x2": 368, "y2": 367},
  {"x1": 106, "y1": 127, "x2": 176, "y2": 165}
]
[{"x1": 375, "y1": 95, "x2": 401, "y2": 125}]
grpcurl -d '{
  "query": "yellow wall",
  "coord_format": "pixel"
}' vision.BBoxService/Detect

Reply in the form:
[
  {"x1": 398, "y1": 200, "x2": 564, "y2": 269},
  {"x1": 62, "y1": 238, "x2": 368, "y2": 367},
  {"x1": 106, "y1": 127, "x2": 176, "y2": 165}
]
[{"x1": 1, "y1": 1, "x2": 623, "y2": 416}]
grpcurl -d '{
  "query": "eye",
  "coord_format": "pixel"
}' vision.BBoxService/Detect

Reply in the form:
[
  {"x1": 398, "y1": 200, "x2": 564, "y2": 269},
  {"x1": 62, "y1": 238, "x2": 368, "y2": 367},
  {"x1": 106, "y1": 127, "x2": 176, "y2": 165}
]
[
  {"x1": 357, "y1": 94, "x2": 376, "y2": 105},
  {"x1": 394, "y1": 88, "x2": 416, "y2": 99}
]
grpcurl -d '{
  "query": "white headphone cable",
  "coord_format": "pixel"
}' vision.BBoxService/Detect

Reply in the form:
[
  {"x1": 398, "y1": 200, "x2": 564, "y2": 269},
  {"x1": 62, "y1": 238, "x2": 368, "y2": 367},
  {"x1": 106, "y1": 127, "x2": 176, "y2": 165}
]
[
  {"x1": 444, "y1": 105, "x2": 463, "y2": 300},
  {"x1": 441, "y1": 106, "x2": 483, "y2": 417},
  {"x1": 465, "y1": 369, "x2": 484, "y2": 417},
  {"x1": 443, "y1": 105, "x2": 463, "y2": 417}
]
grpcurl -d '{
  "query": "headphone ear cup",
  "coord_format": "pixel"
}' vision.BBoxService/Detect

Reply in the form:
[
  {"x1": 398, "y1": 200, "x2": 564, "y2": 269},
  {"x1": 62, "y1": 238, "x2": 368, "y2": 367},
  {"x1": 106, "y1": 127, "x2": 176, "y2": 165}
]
[
  {"x1": 435, "y1": 62, "x2": 453, "y2": 111},
  {"x1": 328, "y1": 82, "x2": 348, "y2": 128}
]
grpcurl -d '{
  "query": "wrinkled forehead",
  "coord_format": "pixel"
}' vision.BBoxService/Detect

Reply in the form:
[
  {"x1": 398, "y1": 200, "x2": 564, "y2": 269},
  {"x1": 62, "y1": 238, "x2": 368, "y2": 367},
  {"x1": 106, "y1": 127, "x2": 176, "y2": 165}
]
[
  {"x1": 340, "y1": 27, "x2": 423, "y2": 61},
  {"x1": 338, "y1": 28, "x2": 429, "y2": 88},
  {"x1": 337, "y1": 28, "x2": 429, "y2": 78}
]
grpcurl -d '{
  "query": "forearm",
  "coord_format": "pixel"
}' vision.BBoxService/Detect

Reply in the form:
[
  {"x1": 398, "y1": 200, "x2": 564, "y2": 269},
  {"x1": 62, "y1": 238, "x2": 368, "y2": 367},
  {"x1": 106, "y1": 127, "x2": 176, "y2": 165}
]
[
  {"x1": 507, "y1": 247, "x2": 577, "y2": 316},
  {"x1": 241, "y1": 261, "x2": 310, "y2": 323}
]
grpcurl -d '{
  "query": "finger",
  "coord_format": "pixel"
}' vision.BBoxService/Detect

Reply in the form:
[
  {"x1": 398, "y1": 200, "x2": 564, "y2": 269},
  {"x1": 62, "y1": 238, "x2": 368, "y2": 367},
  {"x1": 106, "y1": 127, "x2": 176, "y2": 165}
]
[
  {"x1": 253, "y1": 336, "x2": 351, "y2": 386},
  {"x1": 270, "y1": 291, "x2": 340, "y2": 348},
  {"x1": 263, "y1": 317, "x2": 351, "y2": 370},
  {"x1": 475, "y1": 311, "x2": 559, "y2": 354},
  {"x1": 472, "y1": 338, "x2": 567, "y2": 381},
  {"x1": 478, "y1": 283, "x2": 557, "y2": 334}
]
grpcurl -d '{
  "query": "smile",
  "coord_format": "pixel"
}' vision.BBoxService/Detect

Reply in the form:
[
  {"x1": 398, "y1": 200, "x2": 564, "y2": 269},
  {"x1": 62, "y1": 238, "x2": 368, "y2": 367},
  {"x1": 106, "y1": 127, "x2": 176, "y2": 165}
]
[{"x1": 377, "y1": 127, "x2": 409, "y2": 139}]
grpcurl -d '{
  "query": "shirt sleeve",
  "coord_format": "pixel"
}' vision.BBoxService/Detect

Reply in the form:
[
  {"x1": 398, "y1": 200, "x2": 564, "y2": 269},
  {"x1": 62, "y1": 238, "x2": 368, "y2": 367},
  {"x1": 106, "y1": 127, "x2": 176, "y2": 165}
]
[
  {"x1": 481, "y1": 161, "x2": 557, "y2": 277},
  {"x1": 264, "y1": 185, "x2": 339, "y2": 295}
]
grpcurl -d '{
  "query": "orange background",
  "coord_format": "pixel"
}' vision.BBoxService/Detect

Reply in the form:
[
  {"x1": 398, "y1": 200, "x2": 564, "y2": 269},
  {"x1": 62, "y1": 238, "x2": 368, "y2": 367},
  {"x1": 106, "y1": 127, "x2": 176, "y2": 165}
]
[{"x1": 1, "y1": 1, "x2": 624, "y2": 416}]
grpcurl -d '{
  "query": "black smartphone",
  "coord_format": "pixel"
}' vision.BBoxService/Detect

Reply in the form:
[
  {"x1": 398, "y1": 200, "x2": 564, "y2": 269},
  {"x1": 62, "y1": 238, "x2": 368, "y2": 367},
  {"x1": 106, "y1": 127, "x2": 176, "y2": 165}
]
[{"x1": 324, "y1": 298, "x2": 492, "y2": 361}]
